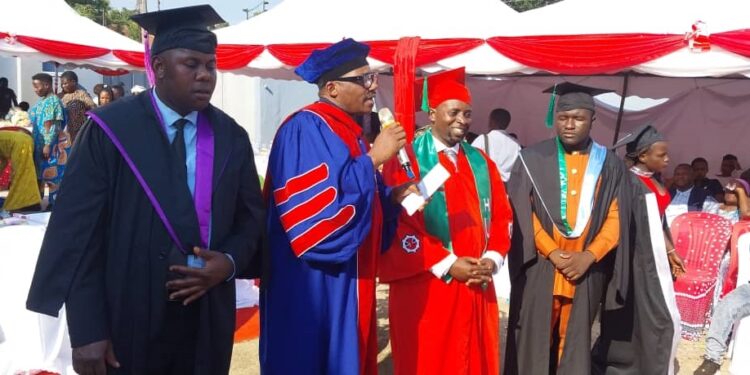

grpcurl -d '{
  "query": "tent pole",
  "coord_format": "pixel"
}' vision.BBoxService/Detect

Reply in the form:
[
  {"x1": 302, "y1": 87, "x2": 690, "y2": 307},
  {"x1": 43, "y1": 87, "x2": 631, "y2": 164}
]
[{"x1": 612, "y1": 73, "x2": 630, "y2": 146}]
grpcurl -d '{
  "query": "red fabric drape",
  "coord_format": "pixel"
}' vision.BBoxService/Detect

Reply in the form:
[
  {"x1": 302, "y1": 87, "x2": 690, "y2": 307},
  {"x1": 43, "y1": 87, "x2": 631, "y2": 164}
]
[
  {"x1": 268, "y1": 43, "x2": 332, "y2": 66},
  {"x1": 368, "y1": 38, "x2": 484, "y2": 66},
  {"x1": 93, "y1": 68, "x2": 130, "y2": 76},
  {"x1": 487, "y1": 34, "x2": 685, "y2": 75},
  {"x1": 115, "y1": 45, "x2": 265, "y2": 70},
  {"x1": 16, "y1": 35, "x2": 109, "y2": 59},
  {"x1": 268, "y1": 38, "x2": 483, "y2": 69},
  {"x1": 0, "y1": 32, "x2": 8, "y2": 39},
  {"x1": 216, "y1": 44, "x2": 264, "y2": 70},
  {"x1": 113, "y1": 50, "x2": 146, "y2": 68},
  {"x1": 711, "y1": 29, "x2": 750, "y2": 58},
  {"x1": 392, "y1": 37, "x2": 420, "y2": 142}
]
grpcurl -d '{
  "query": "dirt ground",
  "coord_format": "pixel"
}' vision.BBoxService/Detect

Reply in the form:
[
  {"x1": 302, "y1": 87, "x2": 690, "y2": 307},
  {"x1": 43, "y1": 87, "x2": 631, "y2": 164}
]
[{"x1": 230, "y1": 284, "x2": 732, "y2": 374}]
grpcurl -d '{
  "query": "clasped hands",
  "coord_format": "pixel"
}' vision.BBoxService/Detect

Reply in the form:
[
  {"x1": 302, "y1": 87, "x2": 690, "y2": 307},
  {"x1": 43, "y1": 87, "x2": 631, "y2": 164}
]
[
  {"x1": 448, "y1": 256, "x2": 495, "y2": 288},
  {"x1": 71, "y1": 247, "x2": 233, "y2": 375},
  {"x1": 549, "y1": 249, "x2": 596, "y2": 282},
  {"x1": 166, "y1": 246, "x2": 234, "y2": 305}
]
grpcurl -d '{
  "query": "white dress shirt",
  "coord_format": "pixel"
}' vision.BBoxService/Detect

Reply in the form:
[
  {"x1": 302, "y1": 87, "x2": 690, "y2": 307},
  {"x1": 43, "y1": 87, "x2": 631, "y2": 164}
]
[
  {"x1": 665, "y1": 186, "x2": 720, "y2": 226},
  {"x1": 471, "y1": 129, "x2": 520, "y2": 182}
]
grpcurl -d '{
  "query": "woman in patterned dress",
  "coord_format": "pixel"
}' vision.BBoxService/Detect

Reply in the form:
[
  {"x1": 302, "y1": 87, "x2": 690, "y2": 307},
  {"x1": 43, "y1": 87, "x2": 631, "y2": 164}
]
[{"x1": 58, "y1": 71, "x2": 96, "y2": 145}]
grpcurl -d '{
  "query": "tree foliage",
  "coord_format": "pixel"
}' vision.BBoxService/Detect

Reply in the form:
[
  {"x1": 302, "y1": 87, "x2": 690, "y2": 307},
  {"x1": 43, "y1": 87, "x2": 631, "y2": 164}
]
[
  {"x1": 502, "y1": 0, "x2": 562, "y2": 12},
  {"x1": 65, "y1": 0, "x2": 141, "y2": 41}
]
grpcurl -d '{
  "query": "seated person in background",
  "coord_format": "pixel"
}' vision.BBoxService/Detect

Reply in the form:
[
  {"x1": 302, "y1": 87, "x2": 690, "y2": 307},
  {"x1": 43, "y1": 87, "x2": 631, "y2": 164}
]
[
  {"x1": 716, "y1": 154, "x2": 741, "y2": 187},
  {"x1": 91, "y1": 83, "x2": 104, "y2": 106},
  {"x1": 704, "y1": 178, "x2": 750, "y2": 224},
  {"x1": 733, "y1": 175, "x2": 750, "y2": 220},
  {"x1": 693, "y1": 282, "x2": 750, "y2": 374},
  {"x1": 111, "y1": 84, "x2": 125, "y2": 100},
  {"x1": 0, "y1": 130, "x2": 41, "y2": 212},
  {"x1": 666, "y1": 163, "x2": 719, "y2": 226},
  {"x1": 98, "y1": 87, "x2": 114, "y2": 107},
  {"x1": 11, "y1": 102, "x2": 31, "y2": 129},
  {"x1": 692, "y1": 157, "x2": 725, "y2": 202}
]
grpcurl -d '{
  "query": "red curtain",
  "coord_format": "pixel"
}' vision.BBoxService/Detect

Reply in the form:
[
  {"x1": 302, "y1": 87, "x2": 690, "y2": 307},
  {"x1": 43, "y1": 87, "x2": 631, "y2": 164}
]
[
  {"x1": 268, "y1": 43, "x2": 332, "y2": 66},
  {"x1": 16, "y1": 35, "x2": 109, "y2": 59},
  {"x1": 114, "y1": 45, "x2": 265, "y2": 70},
  {"x1": 217, "y1": 44, "x2": 264, "y2": 70},
  {"x1": 268, "y1": 38, "x2": 483, "y2": 68},
  {"x1": 93, "y1": 68, "x2": 130, "y2": 76},
  {"x1": 487, "y1": 34, "x2": 685, "y2": 75},
  {"x1": 368, "y1": 38, "x2": 484, "y2": 66},
  {"x1": 113, "y1": 50, "x2": 146, "y2": 68},
  {"x1": 392, "y1": 37, "x2": 420, "y2": 141},
  {"x1": 711, "y1": 29, "x2": 750, "y2": 58}
]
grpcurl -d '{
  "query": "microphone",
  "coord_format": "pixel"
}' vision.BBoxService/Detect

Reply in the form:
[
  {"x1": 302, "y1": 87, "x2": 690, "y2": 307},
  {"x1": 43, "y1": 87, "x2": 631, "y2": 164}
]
[{"x1": 378, "y1": 108, "x2": 415, "y2": 179}]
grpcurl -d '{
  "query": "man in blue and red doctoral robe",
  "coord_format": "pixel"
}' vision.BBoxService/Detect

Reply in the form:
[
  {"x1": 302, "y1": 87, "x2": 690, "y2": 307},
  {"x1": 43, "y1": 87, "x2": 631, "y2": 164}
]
[
  {"x1": 260, "y1": 39, "x2": 413, "y2": 375},
  {"x1": 380, "y1": 67, "x2": 513, "y2": 375}
]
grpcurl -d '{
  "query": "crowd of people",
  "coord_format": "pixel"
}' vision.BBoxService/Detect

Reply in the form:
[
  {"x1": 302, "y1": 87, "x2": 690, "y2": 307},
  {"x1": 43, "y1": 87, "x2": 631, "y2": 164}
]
[
  {"x1": 0, "y1": 73, "x2": 132, "y2": 215},
  {"x1": 2, "y1": 4, "x2": 746, "y2": 375}
]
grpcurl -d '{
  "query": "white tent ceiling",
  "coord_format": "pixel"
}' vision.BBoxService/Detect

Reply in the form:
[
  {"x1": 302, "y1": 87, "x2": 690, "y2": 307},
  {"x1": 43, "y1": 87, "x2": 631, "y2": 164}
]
[
  {"x1": 214, "y1": 0, "x2": 525, "y2": 77},
  {"x1": 214, "y1": 0, "x2": 750, "y2": 78}
]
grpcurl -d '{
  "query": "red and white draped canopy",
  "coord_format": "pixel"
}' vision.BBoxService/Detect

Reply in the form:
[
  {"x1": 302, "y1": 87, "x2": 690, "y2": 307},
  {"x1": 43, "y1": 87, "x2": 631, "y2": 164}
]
[
  {"x1": 7, "y1": 0, "x2": 750, "y2": 117},
  {"x1": 0, "y1": 0, "x2": 146, "y2": 75},
  {"x1": 212, "y1": 0, "x2": 750, "y2": 136}
]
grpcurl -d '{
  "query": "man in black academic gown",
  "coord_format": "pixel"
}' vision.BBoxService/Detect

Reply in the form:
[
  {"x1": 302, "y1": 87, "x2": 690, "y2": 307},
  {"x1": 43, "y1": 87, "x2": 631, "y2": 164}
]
[
  {"x1": 26, "y1": 5, "x2": 265, "y2": 375},
  {"x1": 505, "y1": 83, "x2": 632, "y2": 374}
]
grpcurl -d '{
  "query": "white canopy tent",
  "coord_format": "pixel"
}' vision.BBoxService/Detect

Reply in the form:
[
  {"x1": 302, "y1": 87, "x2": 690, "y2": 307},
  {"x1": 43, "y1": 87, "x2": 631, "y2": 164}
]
[
  {"x1": 214, "y1": 0, "x2": 750, "y2": 78},
  {"x1": 0, "y1": 0, "x2": 144, "y2": 71},
  {"x1": 214, "y1": 0, "x2": 750, "y2": 173},
  {"x1": 214, "y1": 0, "x2": 524, "y2": 78}
]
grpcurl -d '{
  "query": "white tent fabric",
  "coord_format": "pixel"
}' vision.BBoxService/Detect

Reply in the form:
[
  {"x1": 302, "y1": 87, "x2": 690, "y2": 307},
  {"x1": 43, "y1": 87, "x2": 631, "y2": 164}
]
[
  {"x1": 0, "y1": 215, "x2": 74, "y2": 375},
  {"x1": 376, "y1": 75, "x2": 750, "y2": 177},
  {"x1": 215, "y1": 0, "x2": 750, "y2": 78},
  {"x1": 0, "y1": 0, "x2": 143, "y2": 70},
  {"x1": 214, "y1": 0, "x2": 523, "y2": 77}
]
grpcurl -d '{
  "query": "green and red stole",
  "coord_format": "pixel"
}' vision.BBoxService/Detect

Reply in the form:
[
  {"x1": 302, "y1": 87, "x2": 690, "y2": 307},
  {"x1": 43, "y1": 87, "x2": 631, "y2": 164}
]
[{"x1": 412, "y1": 129, "x2": 492, "y2": 252}]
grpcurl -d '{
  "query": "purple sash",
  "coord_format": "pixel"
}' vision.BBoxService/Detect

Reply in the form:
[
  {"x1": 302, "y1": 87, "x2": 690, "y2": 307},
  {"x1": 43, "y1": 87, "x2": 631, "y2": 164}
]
[{"x1": 85, "y1": 92, "x2": 214, "y2": 253}]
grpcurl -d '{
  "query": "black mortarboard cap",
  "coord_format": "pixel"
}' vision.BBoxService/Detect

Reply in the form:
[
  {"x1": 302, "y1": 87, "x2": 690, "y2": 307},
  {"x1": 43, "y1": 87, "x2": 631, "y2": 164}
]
[
  {"x1": 542, "y1": 82, "x2": 614, "y2": 128},
  {"x1": 131, "y1": 5, "x2": 224, "y2": 56},
  {"x1": 543, "y1": 82, "x2": 614, "y2": 113},
  {"x1": 612, "y1": 124, "x2": 664, "y2": 156}
]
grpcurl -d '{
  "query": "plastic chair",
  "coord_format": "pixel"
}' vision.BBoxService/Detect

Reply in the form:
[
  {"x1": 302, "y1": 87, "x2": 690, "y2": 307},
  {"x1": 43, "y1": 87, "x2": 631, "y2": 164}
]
[
  {"x1": 670, "y1": 212, "x2": 732, "y2": 340},
  {"x1": 728, "y1": 228, "x2": 750, "y2": 374}
]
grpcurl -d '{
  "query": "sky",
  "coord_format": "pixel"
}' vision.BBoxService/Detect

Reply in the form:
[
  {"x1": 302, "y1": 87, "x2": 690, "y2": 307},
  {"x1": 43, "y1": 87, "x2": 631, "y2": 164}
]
[{"x1": 110, "y1": 0, "x2": 282, "y2": 25}]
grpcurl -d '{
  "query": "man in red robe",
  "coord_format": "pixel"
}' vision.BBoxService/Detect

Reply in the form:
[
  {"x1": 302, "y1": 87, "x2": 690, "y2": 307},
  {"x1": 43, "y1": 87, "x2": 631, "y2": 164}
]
[{"x1": 380, "y1": 68, "x2": 513, "y2": 375}]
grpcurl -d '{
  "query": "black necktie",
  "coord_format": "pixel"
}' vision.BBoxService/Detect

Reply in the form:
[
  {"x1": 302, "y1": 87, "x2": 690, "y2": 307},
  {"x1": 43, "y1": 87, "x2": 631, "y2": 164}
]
[{"x1": 171, "y1": 118, "x2": 189, "y2": 182}]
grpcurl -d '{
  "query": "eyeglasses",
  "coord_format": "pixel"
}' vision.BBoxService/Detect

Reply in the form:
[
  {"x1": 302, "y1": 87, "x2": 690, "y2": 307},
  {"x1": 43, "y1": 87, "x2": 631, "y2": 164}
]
[{"x1": 334, "y1": 72, "x2": 378, "y2": 89}]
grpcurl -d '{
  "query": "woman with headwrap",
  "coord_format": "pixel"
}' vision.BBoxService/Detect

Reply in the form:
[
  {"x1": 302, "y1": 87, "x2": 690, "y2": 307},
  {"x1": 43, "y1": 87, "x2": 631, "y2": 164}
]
[
  {"x1": 58, "y1": 71, "x2": 96, "y2": 145},
  {"x1": 621, "y1": 125, "x2": 686, "y2": 277},
  {"x1": 593, "y1": 124, "x2": 683, "y2": 374}
]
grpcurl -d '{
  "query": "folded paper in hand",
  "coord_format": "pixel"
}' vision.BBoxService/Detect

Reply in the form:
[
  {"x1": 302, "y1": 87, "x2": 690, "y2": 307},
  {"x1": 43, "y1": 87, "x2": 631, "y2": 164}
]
[{"x1": 401, "y1": 163, "x2": 450, "y2": 216}]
